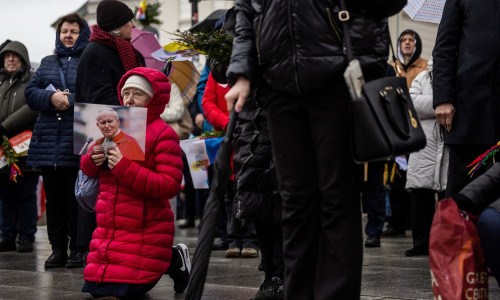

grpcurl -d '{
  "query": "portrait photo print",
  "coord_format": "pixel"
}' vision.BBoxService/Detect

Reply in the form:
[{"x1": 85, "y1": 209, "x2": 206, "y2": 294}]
[{"x1": 74, "y1": 103, "x2": 147, "y2": 161}]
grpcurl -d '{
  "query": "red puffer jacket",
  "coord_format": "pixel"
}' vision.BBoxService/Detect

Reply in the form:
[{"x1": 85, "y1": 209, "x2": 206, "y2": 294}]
[
  {"x1": 81, "y1": 67, "x2": 183, "y2": 284},
  {"x1": 201, "y1": 72, "x2": 230, "y2": 131}
]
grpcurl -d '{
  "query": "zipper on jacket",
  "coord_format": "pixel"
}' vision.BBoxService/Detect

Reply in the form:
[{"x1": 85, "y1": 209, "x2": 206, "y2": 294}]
[
  {"x1": 287, "y1": 0, "x2": 301, "y2": 95},
  {"x1": 325, "y1": 7, "x2": 343, "y2": 45},
  {"x1": 256, "y1": 15, "x2": 263, "y2": 63},
  {"x1": 10, "y1": 92, "x2": 16, "y2": 113},
  {"x1": 68, "y1": 56, "x2": 71, "y2": 62}
]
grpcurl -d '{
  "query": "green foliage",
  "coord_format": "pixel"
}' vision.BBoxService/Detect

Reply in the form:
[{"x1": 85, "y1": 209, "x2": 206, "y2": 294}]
[
  {"x1": 134, "y1": 2, "x2": 162, "y2": 29},
  {"x1": 174, "y1": 29, "x2": 233, "y2": 67},
  {"x1": 198, "y1": 129, "x2": 226, "y2": 138}
]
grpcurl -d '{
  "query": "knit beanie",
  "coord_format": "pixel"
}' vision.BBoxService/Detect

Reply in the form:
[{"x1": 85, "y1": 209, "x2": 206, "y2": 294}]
[
  {"x1": 121, "y1": 75, "x2": 154, "y2": 97},
  {"x1": 97, "y1": 0, "x2": 134, "y2": 32}
]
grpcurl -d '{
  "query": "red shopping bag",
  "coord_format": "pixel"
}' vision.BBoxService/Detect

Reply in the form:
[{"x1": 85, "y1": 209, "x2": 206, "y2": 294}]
[{"x1": 429, "y1": 198, "x2": 489, "y2": 300}]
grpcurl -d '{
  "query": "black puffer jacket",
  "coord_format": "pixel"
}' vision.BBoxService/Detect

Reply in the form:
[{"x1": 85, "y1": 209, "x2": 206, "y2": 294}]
[
  {"x1": 455, "y1": 163, "x2": 500, "y2": 215},
  {"x1": 226, "y1": 0, "x2": 406, "y2": 95},
  {"x1": 232, "y1": 89, "x2": 281, "y2": 224}
]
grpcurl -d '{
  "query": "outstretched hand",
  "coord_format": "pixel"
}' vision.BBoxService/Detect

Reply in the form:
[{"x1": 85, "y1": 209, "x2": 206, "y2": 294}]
[{"x1": 225, "y1": 77, "x2": 251, "y2": 113}]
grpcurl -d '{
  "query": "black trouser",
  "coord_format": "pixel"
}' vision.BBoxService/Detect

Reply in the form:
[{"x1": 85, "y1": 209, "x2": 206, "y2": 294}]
[
  {"x1": 76, "y1": 207, "x2": 96, "y2": 251},
  {"x1": 410, "y1": 189, "x2": 438, "y2": 251},
  {"x1": 41, "y1": 166, "x2": 79, "y2": 251},
  {"x1": 255, "y1": 220, "x2": 284, "y2": 280},
  {"x1": 363, "y1": 162, "x2": 386, "y2": 237},
  {"x1": 388, "y1": 167, "x2": 411, "y2": 231},
  {"x1": 446, "y1": 144, "x2": 492, "y2": 197},
  {"x1": 265, "y1": 81, "x2": 363, "y2": 300}
]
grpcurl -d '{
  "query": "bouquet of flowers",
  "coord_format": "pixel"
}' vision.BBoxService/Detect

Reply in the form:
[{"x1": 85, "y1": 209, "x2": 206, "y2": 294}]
[{"x1": 1, "y1": 135, "x2": 22, "y2": 182}]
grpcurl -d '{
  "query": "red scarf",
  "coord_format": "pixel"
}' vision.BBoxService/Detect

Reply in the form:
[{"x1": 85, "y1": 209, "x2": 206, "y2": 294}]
[{"x1": 90, "y1": 25, "x2": 142, "y2": 71}]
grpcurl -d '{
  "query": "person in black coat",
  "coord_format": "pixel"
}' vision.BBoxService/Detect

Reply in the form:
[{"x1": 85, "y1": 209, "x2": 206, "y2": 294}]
[
  {"x1": 453, "y1": 163, "x2": 500, "y2": 287},
  {"x1": 433, "y1": 0, "x2": 500, "y2": 197},
  {"x1": 225, "y1": 1, "x2": 406, "y2": 299},
  {"x1": 75, "y1": 0, "x2": 144, "y2": 263},
  {"x1": 25, "y1": 13, "x2": 90, "y2": 268}
]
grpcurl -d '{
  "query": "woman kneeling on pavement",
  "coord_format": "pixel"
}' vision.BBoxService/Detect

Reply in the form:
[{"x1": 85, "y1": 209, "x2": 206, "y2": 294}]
[{"x1": 81, "y1": 67, "x2": 191, "y2": 299}]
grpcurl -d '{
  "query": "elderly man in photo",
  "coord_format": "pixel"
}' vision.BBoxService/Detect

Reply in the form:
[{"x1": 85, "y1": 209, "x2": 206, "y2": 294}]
[{"x1": 93, "y1": 108, "x2": 144, "y2": 163}]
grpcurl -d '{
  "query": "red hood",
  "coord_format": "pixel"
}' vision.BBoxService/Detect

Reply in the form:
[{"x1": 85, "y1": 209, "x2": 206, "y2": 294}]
[{"x1": 117, "y1": 67, "x2": 171, "y2": 123}]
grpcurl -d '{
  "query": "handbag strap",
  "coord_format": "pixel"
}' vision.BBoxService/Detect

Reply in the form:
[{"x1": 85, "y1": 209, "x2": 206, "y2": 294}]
[
  {"x1": 58, "y1": 58, "x2": 68, "y2": 91},
  {"x1": 338, "y1": 0, "x2": 400, "y2": 73}
]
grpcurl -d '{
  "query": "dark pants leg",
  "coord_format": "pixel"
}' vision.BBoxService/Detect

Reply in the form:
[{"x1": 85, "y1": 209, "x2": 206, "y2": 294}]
[
  {"x1": 255, "y1": 220, "x2": 284, "y2": 279},
  {"x1": 0, "y1": 173, "x2": 39, "y2": 242},
  {"x1": 477, "y1": 208, "x2": 500, "y2": 287},
  {"x1": 388, "y1": 168, "x2": 411, "y2": 231},
  {"x1": 42, "y1": 167, "x2": 79, "y2": 250},
  {"x1": 446, "y1": 144, "x2": 491, "y2": 197},
  {"x1": 364, "y1": 162, "x2": 386, "y2": 237},
  {"x1": 410, "y1": 189, "x2": 436, "y2": 251},
  {"x1": 76, "y1": 207, "x2": 96, "y2": 251},
  {"x1": 181, "y1": 151, "x2": 197, "y2": 220},
  {"x1": 265, "y1": 82, "x2": 362, "y2": 300}
]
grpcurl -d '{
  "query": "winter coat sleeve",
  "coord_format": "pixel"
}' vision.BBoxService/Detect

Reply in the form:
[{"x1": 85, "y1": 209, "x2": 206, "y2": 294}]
[
  {"x1": 201, "y1": 73, "x2": 229, "y2": 131},
  {"x1": 25, "y1": 60, "x2": 56, "y2": 112},
  {"x1": 160, "y1": 83, "x2": 184, "y2": 123},
  {"x1": 76, "y1": 51, "x2": 119, "y2": 104},
  {"x1": 455, "y1": 163, "x2": 500, "y2": 214},
  {"x1": 226, "y1": 0, "x2": 259, "y2": 85},
  {"x1": 410, "y1": 71, "x2": 435, "y2": 120},
  {"x1": 110, "y1": 128, "x2": 183, "y2": 200},
  {"x1": 432, "y1": 0, "x2": 461, "y2": 108}
]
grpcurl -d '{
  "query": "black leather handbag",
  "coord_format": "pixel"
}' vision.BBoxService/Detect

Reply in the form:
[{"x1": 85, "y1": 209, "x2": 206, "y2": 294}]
[{"x1": 339, "y1": 0, "x2": 426, "y2": 163}]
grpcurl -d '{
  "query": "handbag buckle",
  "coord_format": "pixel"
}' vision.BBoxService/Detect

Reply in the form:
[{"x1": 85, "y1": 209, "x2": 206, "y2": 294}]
[
  {"x1": 379, "y1": 90, "x2": 387, "y2": 97},
  {"x1": 396, "y1": 87, "x2": 404, "y2": 95},
  {"x1": 339, "y1": 10, "x2": 350, "y2": 21}
]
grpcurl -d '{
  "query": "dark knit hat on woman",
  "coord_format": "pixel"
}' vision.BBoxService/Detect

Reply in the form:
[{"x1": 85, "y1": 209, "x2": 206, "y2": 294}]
[{"x1": 97, "y1": 0, "x2": 134, "y2": 32}]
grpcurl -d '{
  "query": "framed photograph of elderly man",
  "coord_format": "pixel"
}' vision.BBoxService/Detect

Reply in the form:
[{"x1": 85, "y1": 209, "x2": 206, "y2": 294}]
[{"x1": 73, "y1": 103, "x2": 147, "y2": 161}]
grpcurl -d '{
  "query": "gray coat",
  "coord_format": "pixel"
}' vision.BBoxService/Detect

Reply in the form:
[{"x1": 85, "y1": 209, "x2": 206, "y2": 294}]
[{"x1": 406, "y1": 69, "x2": 448, "y2": 191}]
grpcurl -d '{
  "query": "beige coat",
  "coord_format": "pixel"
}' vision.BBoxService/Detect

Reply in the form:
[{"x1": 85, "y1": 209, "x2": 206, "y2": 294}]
[{"x1": 391, "y1": 56, "x2": 429, "y2": 88}]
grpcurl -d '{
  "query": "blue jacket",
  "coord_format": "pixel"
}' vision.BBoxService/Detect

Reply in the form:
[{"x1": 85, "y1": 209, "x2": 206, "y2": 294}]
[{"x1": 25, "y1": 20, "x2": 90, "y2": 168}]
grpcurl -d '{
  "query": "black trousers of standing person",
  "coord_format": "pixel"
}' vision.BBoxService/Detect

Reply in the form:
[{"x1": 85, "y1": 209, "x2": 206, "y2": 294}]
[
  {"x1": 445, "y1": 144, "x2": 492, "y2": 197},
  {"x1": 264, "y1": 81, "x2": 363, "y2": 300},
  {"x1": 387, "y1": 166, "x2": 411, "y2": 232},
  {"x1": 41, "y1": 167, "x2": 79, "y2": 251},
  {"x1": 76, "y1": 208, "x2": 96, "y2": 252},
  {"x1": 410, "y1": 189, "x2": 437, "y2": 251},
  {"x1": 255, "y1": 220, "x2": 284, "y2": 280}
]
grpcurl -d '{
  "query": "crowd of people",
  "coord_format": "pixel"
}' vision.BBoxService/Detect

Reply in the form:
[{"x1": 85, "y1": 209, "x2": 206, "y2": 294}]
[{"x1": 0, "y1": 0, "x2": 500, "y2": 299}]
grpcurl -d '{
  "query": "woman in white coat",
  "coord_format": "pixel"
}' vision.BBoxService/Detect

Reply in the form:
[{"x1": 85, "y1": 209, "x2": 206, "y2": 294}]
[{"x1": 405, "y1": 60, "x2": 449, "y2": 256}]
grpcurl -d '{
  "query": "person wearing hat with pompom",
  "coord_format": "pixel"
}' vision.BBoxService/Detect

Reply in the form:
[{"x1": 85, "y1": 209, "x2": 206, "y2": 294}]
[{"x1": 74, "y1": 0, "x2": 145, "y2": 264}]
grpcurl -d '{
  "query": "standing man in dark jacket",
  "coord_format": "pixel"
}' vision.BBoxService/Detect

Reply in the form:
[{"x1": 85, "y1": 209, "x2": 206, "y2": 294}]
[
  {"x1": 25, "y1": 13, "x2": 90, "y2": 268},
  {"x1": 433, "y1": 0, "x2": 500, "y2": 196},
  {"x1": 75, "y1": 0, "x2": 144, "y2": 261},
  {"x1": 0, "y1": 41, "x2": 39, "y2": 253},
  {"x1": 225, "y1": 1, "x2": 406, "y2": 299}
]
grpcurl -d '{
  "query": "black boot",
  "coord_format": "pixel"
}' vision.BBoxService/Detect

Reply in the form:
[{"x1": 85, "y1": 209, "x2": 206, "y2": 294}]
[
  {"x1": 45, "y1": 248, "x2": 68, "y2": 268},
  {"x1": 65, "y1": 249, "x2": 84, "y2": 268},
  {"x1": 0, "y1": 239, "x2": 16, "y2": 252}
]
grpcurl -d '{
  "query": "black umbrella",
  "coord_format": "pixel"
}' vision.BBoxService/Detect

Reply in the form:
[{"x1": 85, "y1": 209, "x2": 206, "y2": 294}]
[
  {"x1": 188, "y1": 9, "x2": 228, "y2": 33},
  {"x1": 185, "y1": 109, "x2": 238, "y2": 300}
]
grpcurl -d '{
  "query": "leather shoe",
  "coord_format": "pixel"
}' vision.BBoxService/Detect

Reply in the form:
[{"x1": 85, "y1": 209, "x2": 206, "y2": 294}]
[
  {"x1": 178, "y1": 219, "x2": 195, "y2": 229},
  {"x1": 212, "y1": 240, "x2": 229, "y2": 251},
  {"x1": 0, "y1": 239, "x2": 16, "y2": 252},
  {"x1": 45, "y1": 248, "x2": 68, "y2": 268},
  {"x1": 405, "y1": 247, "x2": 428, "y2": 257},
  {"x1": 17, "y1": 239, "x2": 33, "y2": 252},
  {"x1": 381, "y1": 226, "x2": 406, "y2": 237},
  {"x1": 65, "y1": 249, "x2": 84, "y2": 268},
  {"x1": 365, "y1": 235, "x2": 381, "y2": 248}
]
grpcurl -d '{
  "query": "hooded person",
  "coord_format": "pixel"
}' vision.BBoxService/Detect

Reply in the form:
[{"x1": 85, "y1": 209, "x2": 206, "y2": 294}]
[
  {"x1": 391, "y1": 29, "x2": 429, "y2": 88},
  {"x1": 24, "y1": 13, "x2": 91, "y2": 268},
  {"x1": 0, "y1": 40, "x2": 40, "y2": 253},
  {"x1": 80, "y1": 67, "x2": 191, "y2": 299}
]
